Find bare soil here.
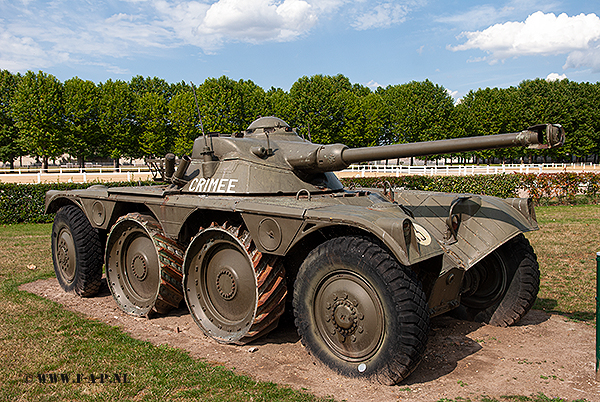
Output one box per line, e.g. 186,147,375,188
20,277,600,401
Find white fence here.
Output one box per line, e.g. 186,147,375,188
0,166,153,184
1,163,599,183
339,163,600,178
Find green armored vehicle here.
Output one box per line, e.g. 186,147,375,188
46,117,564,385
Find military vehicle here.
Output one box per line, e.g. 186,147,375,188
46,117,564,385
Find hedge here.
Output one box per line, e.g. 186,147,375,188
1,173,599,224
341,172,600,205
0,181,154,225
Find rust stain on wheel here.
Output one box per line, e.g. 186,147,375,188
183,222,287,344
106,213,185,316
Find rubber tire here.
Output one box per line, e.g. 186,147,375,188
51,205,103,297
293,236,429,385
456,234,540,327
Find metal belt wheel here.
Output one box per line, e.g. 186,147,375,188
293,236,429,385
105,213,185,316
51,205,103,297
456,234,540,327
183,222,287,344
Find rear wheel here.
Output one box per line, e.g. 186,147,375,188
293,236,429,385
456,234,540,327
51,205,103,297
105,213,185,316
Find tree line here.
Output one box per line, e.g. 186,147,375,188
1,70,599,170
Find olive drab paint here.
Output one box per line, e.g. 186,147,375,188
45,116,564,385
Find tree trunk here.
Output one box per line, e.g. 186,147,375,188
113,158,120,170
42,156,49,172
78,155,85,171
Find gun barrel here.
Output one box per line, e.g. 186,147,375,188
287,124,564,172
344,123,563,165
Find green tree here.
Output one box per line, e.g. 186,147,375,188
265,87,294,122
517,78,581,162
289,74,355,144
0,70,23,170
11,70,64,171
382,80,454,164
137,91,172,157
454,86,521,163
169,89,199,156
195,76,266,133
130,76,174,102
98,79,138,167
63,77,101,168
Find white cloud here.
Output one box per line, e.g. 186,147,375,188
564,42,600,73
448,12,600,65
352,2,410,30
0,0,422,73
445,88,458,99
436,0,561,30
0,28,52,70
351,1,424,30
545,72,567,82
437,5,515,30
364,79,382,89
151,0,321,52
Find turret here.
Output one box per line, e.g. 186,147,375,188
155,117,564,195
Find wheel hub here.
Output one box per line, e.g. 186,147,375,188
185,228,258,340
57,239,70,271
315,272,384,361
216,269,237,300
130,254,148,281
331,298,358,335
461,250,507,309
56,230,76,282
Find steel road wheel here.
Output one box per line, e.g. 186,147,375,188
314,271,384,361
293,236,429,385
106,213,184,316
183,222,287,344
56,226,76,283
51,205,103,297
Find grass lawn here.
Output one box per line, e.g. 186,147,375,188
527,205,600,323
0,204,596,401
0,223,329,402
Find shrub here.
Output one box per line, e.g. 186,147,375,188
0,181,154,224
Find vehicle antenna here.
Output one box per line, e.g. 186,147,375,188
190,82,208,149
190,82,213,158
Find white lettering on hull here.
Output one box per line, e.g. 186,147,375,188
188,178,238,193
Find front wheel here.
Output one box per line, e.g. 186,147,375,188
456,234,540,327
293,236,429,385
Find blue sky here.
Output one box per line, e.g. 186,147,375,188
1,0,599,99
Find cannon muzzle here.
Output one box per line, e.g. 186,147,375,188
287,124,565,172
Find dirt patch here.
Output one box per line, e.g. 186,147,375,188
20,277,600,401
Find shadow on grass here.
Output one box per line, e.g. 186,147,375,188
533,298,596,325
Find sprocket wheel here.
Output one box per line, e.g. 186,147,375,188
105,213,185,316
183,222,287,344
